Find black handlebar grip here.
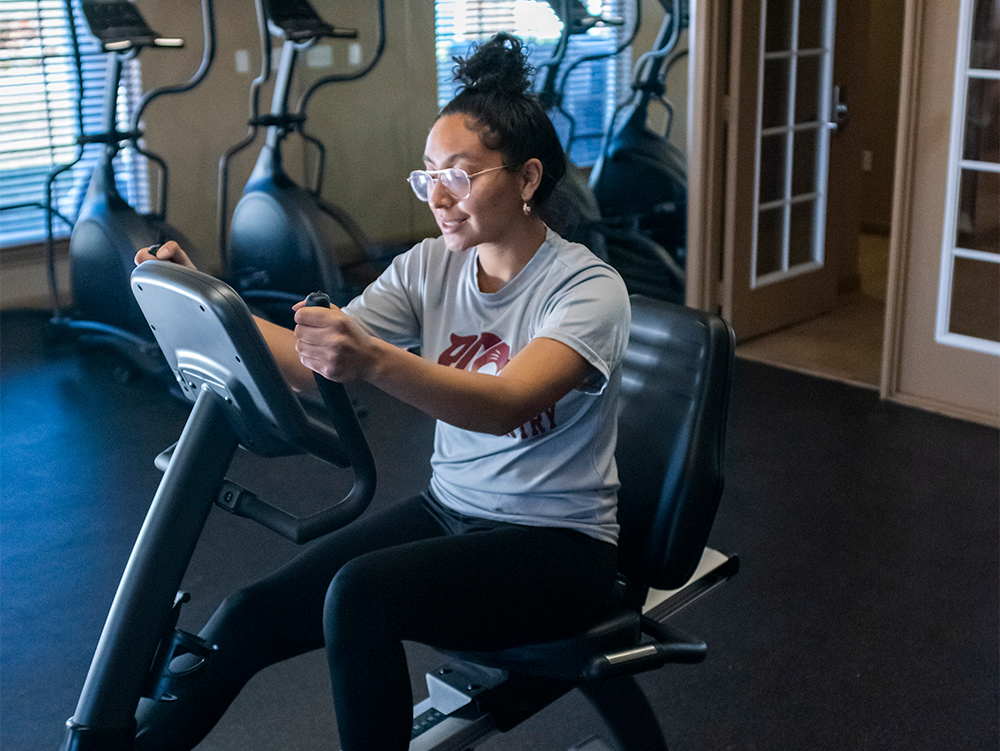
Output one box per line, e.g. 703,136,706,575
305,291,331,308
303,290,369,468
304,290,344,406
293,289,376,543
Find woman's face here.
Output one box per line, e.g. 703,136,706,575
421,114,529,253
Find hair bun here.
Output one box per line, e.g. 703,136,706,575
452,32,534,96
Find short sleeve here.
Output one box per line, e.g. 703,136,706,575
534,266,631,395
343,242,425,350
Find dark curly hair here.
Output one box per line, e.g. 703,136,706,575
438,33,566,209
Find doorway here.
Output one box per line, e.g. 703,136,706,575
690,0,999,422
735,232,888,387
722,0,905,389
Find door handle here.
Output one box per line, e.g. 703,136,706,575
829,84,848,131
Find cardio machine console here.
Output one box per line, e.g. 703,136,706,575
130,261,346,464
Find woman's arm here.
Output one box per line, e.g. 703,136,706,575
134,242,588,427
293,303,595,435
255,316,320,394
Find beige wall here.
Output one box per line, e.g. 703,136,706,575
124,0,685,273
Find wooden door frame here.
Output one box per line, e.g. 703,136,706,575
687,0,730,315
879,0,921,405
880,0,999,425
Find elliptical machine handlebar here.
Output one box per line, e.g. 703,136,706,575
536,0,640,148
629,0,687,92
296,0,386,116
81,0,183,52
128,0,216,134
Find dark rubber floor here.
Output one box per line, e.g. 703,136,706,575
2,309,997,750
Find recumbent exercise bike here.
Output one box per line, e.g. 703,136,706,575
59,260,738,750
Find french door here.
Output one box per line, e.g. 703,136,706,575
721,0,840,341
883,0,999,425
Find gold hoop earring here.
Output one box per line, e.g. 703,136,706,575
523,202,532,216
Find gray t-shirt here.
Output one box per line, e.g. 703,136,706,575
344,227,630,544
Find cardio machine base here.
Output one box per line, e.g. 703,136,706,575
47,316,173,384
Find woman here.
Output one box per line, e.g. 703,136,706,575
134,32,630,751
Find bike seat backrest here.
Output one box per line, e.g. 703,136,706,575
130,261,350,467
615,295,735,590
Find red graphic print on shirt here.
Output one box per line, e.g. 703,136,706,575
437,332,557,439
438,332,510,374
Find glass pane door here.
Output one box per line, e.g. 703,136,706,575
937,0,1000,352
752,0,835,287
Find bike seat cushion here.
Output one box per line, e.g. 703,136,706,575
439,603,641,681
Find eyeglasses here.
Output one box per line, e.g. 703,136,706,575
406,164,512,202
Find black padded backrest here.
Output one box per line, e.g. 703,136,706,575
615,295,735,590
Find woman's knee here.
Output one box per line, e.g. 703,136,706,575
204,579,320,655
323,555,395,645
202,585,258,637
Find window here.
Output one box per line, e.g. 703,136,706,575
0,0,147,249
752,0,835,287
434,0,632,166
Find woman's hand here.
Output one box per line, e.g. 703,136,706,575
292,301,377,383
133,240,197,270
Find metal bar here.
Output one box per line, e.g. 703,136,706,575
64,388,239,741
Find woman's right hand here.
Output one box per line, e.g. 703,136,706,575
134,240,197,270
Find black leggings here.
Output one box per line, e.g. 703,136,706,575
135,491,617,751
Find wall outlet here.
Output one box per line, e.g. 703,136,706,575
235,49,250,74
349,42,362,66
306,44,333,68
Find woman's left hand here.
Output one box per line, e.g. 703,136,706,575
292,301,375,383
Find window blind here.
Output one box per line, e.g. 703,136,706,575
434,0,632,166
0,0,147,249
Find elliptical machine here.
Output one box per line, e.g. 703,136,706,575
220,0,392,327
537,1,640,164
47,0,216,380
530,0,687,305
589,0,689,303
533,0,640,262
